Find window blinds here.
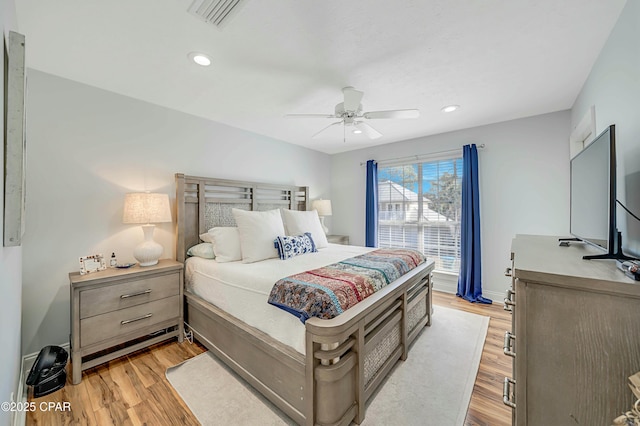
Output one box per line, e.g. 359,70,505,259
377,157,463,273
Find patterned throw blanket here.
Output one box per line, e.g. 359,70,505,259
267,249,426,323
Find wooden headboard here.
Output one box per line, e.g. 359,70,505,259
175,173,309,262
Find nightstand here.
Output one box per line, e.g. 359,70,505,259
69,259,184,384
327,234,350,245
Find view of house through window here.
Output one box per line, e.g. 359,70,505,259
377,157,463,273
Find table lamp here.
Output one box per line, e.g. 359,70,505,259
122,192,172,266
312,199,332,234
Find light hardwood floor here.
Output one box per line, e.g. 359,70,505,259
433,291,513,426
27,291,512,425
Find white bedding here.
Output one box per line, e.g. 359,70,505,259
185,243,374,354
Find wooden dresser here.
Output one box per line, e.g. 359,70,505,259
69,259,184,384
503,235,640,425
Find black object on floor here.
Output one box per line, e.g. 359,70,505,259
26,345,68,397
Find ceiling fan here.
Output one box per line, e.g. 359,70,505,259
285,86,419,140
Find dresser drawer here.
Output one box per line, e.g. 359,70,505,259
80,272,179,319
80,295,180,347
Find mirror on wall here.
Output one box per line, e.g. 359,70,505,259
3,31,26,247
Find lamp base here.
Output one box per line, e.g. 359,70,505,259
133,224,163,266
319,216,329,234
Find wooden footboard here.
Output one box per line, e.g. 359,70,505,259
304,264,432,425
185,262,433,426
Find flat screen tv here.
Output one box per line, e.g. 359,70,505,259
570,124,632,260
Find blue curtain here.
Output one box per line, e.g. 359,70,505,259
457,144,492,304
365,160,378,248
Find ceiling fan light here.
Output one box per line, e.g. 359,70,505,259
441,105,460,113
188,52,212,67
352,129,363,134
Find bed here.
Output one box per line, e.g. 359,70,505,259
175,173,435,426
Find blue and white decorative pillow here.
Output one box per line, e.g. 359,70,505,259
274,233,317,260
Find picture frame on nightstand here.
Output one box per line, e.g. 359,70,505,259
79,254,106,275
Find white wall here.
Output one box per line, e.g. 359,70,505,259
571,0,640,257
0,0,22,424
331,111,571,299
21,70,332,355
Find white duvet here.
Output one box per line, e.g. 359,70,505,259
185,243,374,354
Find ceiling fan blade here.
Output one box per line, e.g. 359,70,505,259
363,109,420,119
342,86,364,112
312,121,343,139
354,122,382,139
284,113,337,119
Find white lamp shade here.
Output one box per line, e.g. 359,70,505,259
312,199,332,217
122,193,172,224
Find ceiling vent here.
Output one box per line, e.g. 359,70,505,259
187,0,249,28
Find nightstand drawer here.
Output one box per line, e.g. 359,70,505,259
80,272,179,319
80,295,180,346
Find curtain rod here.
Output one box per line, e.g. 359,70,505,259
359,144,485,166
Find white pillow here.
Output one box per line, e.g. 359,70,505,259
186,243,215,259
281,209,329,249
199,232,212,243
232,208,285,263
207,227,242,263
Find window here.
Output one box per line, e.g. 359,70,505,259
377,157,463,273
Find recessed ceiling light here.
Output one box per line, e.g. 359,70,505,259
353,129,363,134
188,52,212,67
441,105,460,113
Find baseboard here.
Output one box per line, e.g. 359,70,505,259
432,272,505,304
12,356,29,426
14,342,70,426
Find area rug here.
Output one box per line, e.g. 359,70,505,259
166,306,489,426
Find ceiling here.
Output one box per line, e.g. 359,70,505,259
15,0,626,154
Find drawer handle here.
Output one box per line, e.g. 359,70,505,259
503,288,515,311
504,267,512,277
503,377,516,409
120,289,152,299
121,313,152,325
503,331,516,357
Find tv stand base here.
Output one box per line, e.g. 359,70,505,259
583,231,638,261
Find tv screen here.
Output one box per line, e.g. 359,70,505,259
570,125,616,252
